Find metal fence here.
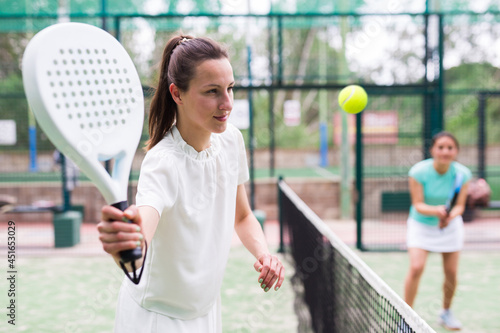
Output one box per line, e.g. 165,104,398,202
1,7,499,251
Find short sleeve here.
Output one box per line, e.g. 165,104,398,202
463,168,472,183
408,160,428,184
235,127,249,185
454,162,472,183
135,149,178,216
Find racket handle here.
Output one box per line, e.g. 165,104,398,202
112,201,143,263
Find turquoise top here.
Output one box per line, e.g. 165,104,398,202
409,159,472,226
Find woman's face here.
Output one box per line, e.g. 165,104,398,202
176,58,234,137
430,136,458,166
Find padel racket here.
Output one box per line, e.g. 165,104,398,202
445,171,464,214
22,22,144,267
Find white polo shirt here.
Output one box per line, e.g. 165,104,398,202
123,123,249,320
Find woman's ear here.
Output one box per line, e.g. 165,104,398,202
169,83,182,104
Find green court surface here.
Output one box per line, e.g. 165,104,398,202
1,246,498,332
220,246,297,333
1,245,295,333
357,250,500,333
4,255,122,333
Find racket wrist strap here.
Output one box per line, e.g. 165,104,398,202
112,201,128,212
120,240,147,285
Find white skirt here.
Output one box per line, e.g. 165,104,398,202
406,216,464,253
114,287,222,333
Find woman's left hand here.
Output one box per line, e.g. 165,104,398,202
254,254,285,292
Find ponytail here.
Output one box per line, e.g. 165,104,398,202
145,34,229,150
145,35,190,150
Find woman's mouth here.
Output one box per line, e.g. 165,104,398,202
214,114,229,122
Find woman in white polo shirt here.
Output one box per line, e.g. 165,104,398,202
97,35,284,332
404,131,471,331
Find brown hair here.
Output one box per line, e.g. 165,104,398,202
145,35,229,150
431,131,460,150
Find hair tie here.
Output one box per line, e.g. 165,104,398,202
178,37,191,45
172,37,188,55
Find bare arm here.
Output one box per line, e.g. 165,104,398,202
234,184,285,291
234,185,269,260
97,205,159,272
409,177,447,219
446,181,469,220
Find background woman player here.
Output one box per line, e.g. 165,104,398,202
97,35,285,332
404,131,471,331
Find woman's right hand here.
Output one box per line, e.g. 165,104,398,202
435,205,448,220
97,205,145,260
435,205,450,229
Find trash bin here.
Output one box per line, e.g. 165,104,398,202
71,204,85,220
53,210,82,248
253,209,266,231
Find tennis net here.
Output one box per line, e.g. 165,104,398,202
278,180,436,333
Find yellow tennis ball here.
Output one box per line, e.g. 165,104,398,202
338,85,368,114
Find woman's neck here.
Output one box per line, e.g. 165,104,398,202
176,123,211,152
433,160,451,175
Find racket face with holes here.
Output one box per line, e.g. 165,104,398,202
22,22,144,204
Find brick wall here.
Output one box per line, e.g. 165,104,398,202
2,144,497,173
1,178,341,223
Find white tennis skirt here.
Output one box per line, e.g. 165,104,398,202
114,288,222,333
406,216,464,253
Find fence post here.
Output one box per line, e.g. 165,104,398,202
355,113,364,251
478,93,487,179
